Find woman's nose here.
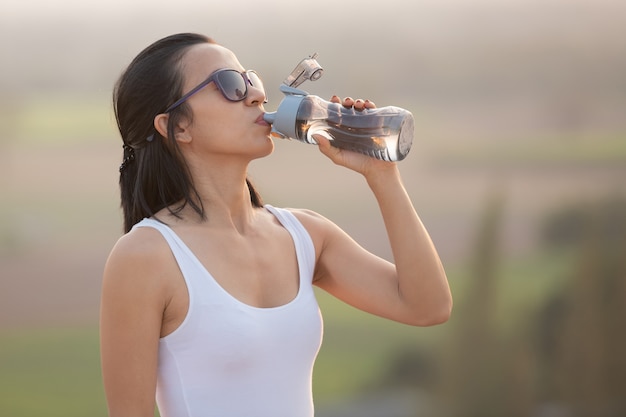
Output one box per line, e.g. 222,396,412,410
245,84,267,106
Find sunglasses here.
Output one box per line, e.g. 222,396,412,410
164,68,264,113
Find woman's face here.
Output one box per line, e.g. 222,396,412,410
176,43,273,162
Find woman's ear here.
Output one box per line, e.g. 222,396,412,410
154,114,192,144
154,113,170,139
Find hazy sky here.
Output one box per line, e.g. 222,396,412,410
2,0,624,131
5,0,615,17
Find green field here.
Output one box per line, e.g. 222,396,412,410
0,326,106,417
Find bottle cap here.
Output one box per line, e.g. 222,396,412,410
263,85,309,140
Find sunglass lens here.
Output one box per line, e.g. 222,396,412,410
216,70,247,101
247,71,263,91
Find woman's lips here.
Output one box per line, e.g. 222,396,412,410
256,113,270,126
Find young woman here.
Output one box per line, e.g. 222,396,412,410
100,32,452,417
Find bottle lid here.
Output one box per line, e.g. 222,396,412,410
263,85,309,140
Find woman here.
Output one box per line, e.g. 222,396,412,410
100,32,452,417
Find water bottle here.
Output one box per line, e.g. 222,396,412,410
263,54,415,162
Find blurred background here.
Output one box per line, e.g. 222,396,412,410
1,0,625,416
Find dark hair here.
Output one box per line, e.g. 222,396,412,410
113,33,263,233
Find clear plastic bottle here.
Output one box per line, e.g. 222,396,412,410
264,85,414,162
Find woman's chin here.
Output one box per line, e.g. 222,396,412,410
253,137,274,159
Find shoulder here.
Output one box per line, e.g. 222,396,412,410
108,224,170,265
282,207,330,227
280,207,345,241
103,224,176,295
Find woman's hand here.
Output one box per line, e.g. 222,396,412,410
314,95,397,179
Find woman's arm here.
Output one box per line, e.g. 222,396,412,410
298,171,452,326
303,99,452,326
100,229,171,417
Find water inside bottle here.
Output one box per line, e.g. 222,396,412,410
295,112,413,162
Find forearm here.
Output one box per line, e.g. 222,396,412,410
366,167,452,324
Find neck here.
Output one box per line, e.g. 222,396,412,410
182,156,259,232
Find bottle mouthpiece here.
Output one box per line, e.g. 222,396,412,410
263,112,276,124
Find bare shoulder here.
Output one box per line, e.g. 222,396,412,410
103,224,175,293
285,208,334,230
282,207,346,244
107,225,169,266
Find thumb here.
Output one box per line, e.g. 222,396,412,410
312,134,328,148
314,134,349,166
313,134,337,156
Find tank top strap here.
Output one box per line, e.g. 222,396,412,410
132,218,186,255
264,205,316,284
131,218,203,290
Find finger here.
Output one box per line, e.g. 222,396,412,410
354,99,365,111
342,97,354,108
314,134,342,159
311,134,324,145
314,135,336,156
330,95,341,104
364,99,376,109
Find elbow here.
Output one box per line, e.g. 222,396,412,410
427,304,453,326
434,295,454,325
408,298,453,327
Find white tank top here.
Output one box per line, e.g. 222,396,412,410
132,205,324,417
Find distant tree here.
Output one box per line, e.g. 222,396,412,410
434,187,533,417
536,195,626,416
